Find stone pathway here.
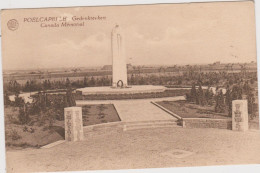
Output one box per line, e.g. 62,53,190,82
114,101,176,122
76,96,185,122
6,128,260,172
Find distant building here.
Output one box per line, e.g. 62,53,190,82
101,65,112,71
101,63,133,71
213,61,221,65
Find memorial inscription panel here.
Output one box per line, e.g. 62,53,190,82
64,107,84,141
232,100,248,131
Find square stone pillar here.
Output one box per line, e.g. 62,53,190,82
64,107,84,141
232,100,248,131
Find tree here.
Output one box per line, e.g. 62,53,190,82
24,80,31,92
83,76,88,87
130,74,135,85
14,92,25,107
139,76,145,85
47,79,52,89
4,92,11,106
215,90,225,113
197,83,205,106
66,78,71,88
9,80,21,94
231,84,242,100
243,81,250,95
190,83,197,103
205,87,214,106
18,103,30,124
245,84,256,119
89,76,96,86
66,87,76,107
225,86,232,116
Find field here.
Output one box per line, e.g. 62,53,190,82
3,62,257,84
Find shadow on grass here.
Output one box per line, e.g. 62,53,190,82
6,142,41,149
50,126,65,139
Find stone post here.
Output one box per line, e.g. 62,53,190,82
232,100,248,131
64,107,84,141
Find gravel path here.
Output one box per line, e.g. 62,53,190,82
6,128,260,172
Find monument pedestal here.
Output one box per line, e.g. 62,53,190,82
232,100,248,131
76,85,166,95
64,107,84,141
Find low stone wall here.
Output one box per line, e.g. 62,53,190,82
75,89,188,100
182,118,232,130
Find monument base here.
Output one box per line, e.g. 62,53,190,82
111,85,131,89
76,85,166,95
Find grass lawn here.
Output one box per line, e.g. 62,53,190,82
82,104,120,126
4,104,120,150
156,100,230,119
156,100,259,129
4,106,65,150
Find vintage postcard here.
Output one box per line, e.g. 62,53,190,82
1,1,259,172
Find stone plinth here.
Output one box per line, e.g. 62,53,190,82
232,100,248,131
64,107,84,141
76,85,166,95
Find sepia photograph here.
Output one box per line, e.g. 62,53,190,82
0,0,259,172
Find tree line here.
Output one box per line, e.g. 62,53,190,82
186,81,256,119
4,71,257,96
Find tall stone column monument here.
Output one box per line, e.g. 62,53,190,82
111,25,128,88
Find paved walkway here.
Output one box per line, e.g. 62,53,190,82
76,96,185,122
6,128,260,172
114,101,176,122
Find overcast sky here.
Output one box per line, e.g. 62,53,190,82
1,1,257,70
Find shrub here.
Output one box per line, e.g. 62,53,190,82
7,113,19,124
215,90,225,113
9,129,21,141
18,104,30,125
23,126,28,132
13,94,25,107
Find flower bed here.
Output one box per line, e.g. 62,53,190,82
156,100,230,119
82,104,120,126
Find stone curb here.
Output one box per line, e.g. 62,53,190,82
150,101,234,129
150,101,183,120
41,140,65,149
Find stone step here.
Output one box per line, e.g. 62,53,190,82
83,120,181,134
124,121,181,131
124,119,177,125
